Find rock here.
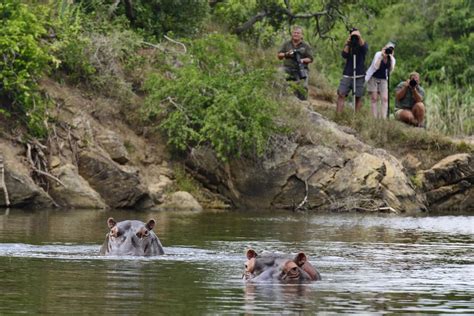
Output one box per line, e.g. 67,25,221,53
160,191,203,211
417,153,473,212
401,154,421,174
78,150,153,209
49,156,61,169
0,142,54,208
149,175,174,203
96,130,129,164
186,109,426,213
49,164,107,209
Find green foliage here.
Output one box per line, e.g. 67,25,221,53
142,34,280,161
48,0,95,82
106,0,209,38
0,0,53,137
49,0,143,99
426,80,473,136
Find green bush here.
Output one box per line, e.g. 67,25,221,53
142,34,280,161
0,0,53,137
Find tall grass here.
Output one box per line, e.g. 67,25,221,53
426,83,473,136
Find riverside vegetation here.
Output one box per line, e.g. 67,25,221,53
0,0,472,212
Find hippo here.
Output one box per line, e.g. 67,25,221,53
242,249,321,283
99,217,165,256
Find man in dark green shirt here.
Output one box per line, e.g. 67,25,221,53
394,72,426,127
277,26,313,100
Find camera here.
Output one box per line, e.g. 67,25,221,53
409,79,417,88
291,48,307,79
350,34,359,47
385,47,393,55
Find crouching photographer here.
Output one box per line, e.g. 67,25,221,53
277,26,313,100
394,72,426,127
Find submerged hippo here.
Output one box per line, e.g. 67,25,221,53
243,249,321,283
99,217,165,256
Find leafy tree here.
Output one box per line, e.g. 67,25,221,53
0,0,53,136
142,34,280,160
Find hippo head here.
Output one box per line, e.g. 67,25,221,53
243,249,321,283
99,217,165,256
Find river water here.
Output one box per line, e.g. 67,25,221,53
0,208,473,314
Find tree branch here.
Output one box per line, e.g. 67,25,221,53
234,11,268,35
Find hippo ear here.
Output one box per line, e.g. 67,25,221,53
107,217,117,229
294,252,307,267
295,253,320,281
146,219,156,231
246,249,258,259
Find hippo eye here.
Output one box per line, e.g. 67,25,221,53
110,227,121,237
136,230,149,238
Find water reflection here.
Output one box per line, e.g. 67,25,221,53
243,283,313,314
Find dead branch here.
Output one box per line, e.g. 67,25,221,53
295,179,309,211
26,143,65,188
163,35,187,53
0,155,10,207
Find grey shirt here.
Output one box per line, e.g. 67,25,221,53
395,81,425,109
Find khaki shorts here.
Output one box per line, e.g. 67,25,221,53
367,77,388,94
394,108,407,120
338,76,365,97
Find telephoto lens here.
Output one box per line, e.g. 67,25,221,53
409,79,417,87
385,47,393,55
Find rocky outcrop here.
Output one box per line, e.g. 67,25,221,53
417,153,473,212
49,163,107,209
187,110,426,214
78,150,153,209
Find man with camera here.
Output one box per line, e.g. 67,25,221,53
336,28,368,113
277,26,313,100
365,42,396,118
394,72,425,127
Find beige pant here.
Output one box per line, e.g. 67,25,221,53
367,77,387,94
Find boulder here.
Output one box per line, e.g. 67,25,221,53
49,163,107,209
417,153,473,212
148,175,174,203
78,150,153,208
159,191,203,211
96,130,130,164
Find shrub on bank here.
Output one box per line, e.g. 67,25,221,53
142,34,282,161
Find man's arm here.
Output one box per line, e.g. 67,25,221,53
395,81,409,101
277,42,289,60
412,87,423,103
